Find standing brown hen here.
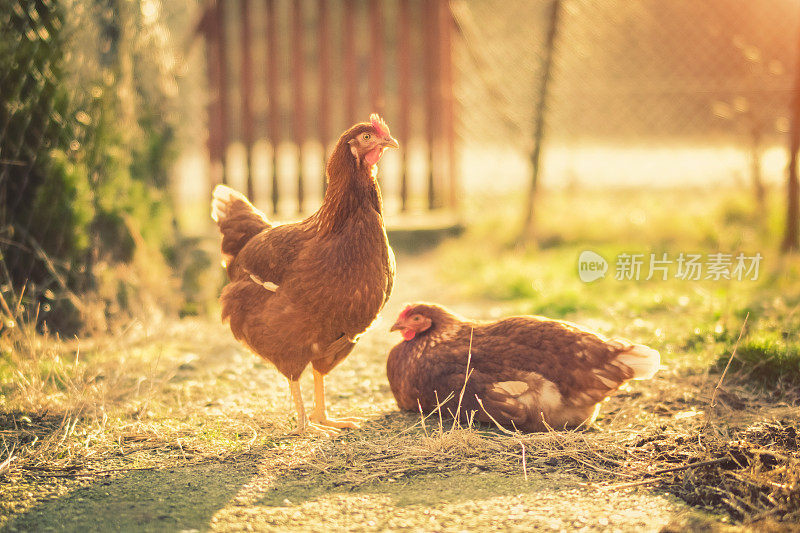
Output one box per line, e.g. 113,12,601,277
212,115,397,436
387,303,660,433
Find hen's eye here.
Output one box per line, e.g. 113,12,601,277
363,133,371,140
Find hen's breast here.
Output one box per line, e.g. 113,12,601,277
289,210,392,337
386,340,427,410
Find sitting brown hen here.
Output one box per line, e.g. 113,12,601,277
212,115,397,436
387,303,660,432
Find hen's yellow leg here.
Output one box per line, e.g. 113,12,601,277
288,379,339,437
309,369,364,429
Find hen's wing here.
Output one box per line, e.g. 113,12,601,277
212,184,315,288
414,342,620,432
476,317,658,392
398,342,548,431
228,222,313,286
412,318,658,431
383,248,396,308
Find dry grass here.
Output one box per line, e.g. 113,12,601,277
0,289,258,519
1,312,798,528
1,227,799,528
270,376,798,527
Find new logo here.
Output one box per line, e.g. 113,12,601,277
578,250,608,283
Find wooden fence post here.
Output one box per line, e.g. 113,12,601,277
369,1,385,116
204,3,221,191
266,0,280,215
319,0,331,192
209,0,229,187
423,0,442,209
292,0,306,213
398,0,412,212
343,0,357,124
440,0,457,209
240,0,255,200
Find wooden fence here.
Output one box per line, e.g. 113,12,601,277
198,0,458,218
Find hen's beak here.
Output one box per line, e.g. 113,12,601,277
389,319,404,332
382,136,399,149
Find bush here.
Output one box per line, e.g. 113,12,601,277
0,0,190,334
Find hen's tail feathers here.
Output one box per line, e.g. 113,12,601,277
211,185,271,261
616,343,661,380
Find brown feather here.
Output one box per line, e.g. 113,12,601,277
214,121,396,382
386,303,660,432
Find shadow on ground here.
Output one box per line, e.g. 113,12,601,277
210,468,687,531
4,461,258,532
4,413,714,532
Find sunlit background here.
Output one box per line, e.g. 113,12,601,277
0,0,798,363
174,0,800,205
3,0,800,327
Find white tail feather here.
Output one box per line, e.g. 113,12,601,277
211,184,248,223
615,343,661,380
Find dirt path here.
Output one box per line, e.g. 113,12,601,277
7,465,697,532
3,252,734,532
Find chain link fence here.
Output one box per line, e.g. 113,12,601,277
454,0,800,190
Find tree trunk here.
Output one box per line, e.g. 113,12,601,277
782,26,800,253
784,142,800,252
749,124,766,211
520,0,562,243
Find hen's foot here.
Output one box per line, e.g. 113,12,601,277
289,421,340,438
308,415,365,430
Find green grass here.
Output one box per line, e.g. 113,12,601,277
716,330,800,389
437,187,800,387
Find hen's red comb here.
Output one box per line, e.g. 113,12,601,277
370,113,390,137
399,305,414,319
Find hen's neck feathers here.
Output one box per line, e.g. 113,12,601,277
316,139,383,234
414,307,466,342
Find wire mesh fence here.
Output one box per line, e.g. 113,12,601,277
454,0,800,190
